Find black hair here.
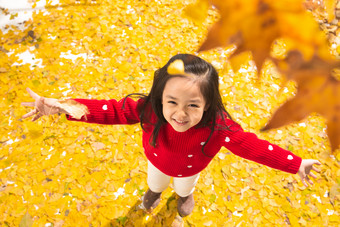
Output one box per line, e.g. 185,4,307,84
125,54,233,158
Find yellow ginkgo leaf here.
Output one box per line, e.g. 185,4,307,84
167,59,185,75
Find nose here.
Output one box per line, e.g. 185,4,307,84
176,106,187,118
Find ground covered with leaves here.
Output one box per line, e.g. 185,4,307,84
0,0,339,226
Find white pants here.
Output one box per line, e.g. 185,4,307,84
147,160,200,197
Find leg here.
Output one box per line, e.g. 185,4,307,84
173,173,200,217
143,160,171,210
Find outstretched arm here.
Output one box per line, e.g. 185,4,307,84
21,88,68,121
298,159,321,187
22,87,143,125
220,119,322,187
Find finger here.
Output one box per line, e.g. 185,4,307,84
302,178,308,187
312,165,320,173
309,172,317,179
21,102,35,107
22,109,38,119
315,161,321,165
306,177,313,185
26,88,40,100
300,173,308,187
32,113,43,121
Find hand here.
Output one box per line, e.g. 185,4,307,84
297,159,321,187
21,88,64,121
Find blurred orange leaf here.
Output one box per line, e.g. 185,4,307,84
195,0,328,72
263,51,340,152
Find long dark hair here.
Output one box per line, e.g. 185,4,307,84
126,54,233,157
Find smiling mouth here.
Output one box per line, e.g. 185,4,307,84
173,119,189,126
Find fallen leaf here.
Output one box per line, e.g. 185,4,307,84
19,212,33,227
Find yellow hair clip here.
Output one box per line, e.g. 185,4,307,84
167,59,185,75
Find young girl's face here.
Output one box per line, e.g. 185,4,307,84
162,76,207,132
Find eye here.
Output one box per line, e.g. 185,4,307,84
168,101,176,105
189,104,199,108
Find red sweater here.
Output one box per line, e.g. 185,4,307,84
67,97,302,177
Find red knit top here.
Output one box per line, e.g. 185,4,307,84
67,97,302,177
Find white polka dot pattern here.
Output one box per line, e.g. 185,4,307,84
102,105,108,110
200,142,205,146
287,155,293,160
187,165,192,168
154,153,157,157
268,145,273,151
188,154,193,158
225,137,230,142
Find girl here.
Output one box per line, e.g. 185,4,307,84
22,54,321,217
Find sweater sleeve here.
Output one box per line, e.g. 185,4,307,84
66,97,143,125
221,120,302,174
